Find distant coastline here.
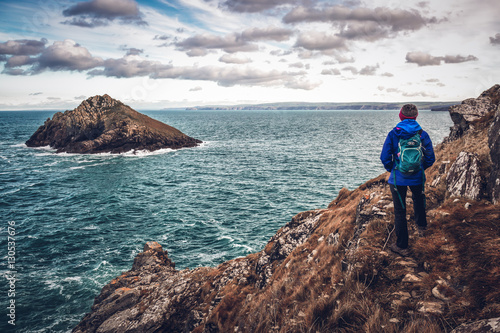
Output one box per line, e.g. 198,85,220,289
181,101,458,111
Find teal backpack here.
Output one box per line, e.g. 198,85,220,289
392,130,424,209
396,131,423,174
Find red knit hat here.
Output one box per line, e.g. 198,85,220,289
399,104,418,121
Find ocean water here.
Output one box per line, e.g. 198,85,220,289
0,110,453,332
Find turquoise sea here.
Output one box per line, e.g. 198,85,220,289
0,110,453,332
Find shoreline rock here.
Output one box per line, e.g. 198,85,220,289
26,94,202,154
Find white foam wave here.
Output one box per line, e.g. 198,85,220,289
231,243,254,252
217,235,234,242
70,166,85,170
93,260,112,271
82,224,98,230
121,147,174,157
63,276,83,283
11,143,28,148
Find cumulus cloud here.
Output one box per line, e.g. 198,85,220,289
359,64,379,75
37,40,104,72
119,45,143,56
154,35,170,41
240,26,293,42
5,55,37,68
342,64,378,75
442,54,478,63
284,78,321,90
0,38,315,91
83,53,312,90
221,0,297,13
0,38,47,55
152,65,306,88
289,62,304,68
175,33,258,55
406,51,478,66
321,68,341,75
426,78,445,86
490,33,500,45
283,5,435,31
381,72,394,77
283,5,439,46
189,86,202,92
62,0,146,27
405,51,441,66
1,39,103,75
295,31,346,51
175,26,293,56
379,86,437,98
219,54,252,64
87,55,165,78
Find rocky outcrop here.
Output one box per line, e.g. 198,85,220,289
26,95,201,154
74,86,500,333
447,84,500,140
446,152,482,200
451,317,500,332
489,104,500,203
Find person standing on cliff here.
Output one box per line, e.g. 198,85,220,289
380,104,435,256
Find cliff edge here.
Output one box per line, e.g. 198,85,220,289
74,86,500,332
26,95,202,154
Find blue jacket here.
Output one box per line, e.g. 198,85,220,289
380,119,435,186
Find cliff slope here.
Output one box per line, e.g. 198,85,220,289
74,86,500,332
26,95,202,154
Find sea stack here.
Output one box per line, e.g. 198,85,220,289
26,94,202,154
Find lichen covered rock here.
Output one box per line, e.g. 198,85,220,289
26,94,201,154
447,84,500,140
446,151,482,200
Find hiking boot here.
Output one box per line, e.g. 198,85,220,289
390,243,410,257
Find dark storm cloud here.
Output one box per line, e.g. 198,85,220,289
62,0,147,27
406,52,478,66
221,0,297,13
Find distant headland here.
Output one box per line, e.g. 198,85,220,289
26,94,202,154
183,101,459,111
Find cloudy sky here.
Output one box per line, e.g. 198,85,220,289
0,0,499,110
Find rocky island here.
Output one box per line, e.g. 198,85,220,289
74,86,500,332
26,94,202,154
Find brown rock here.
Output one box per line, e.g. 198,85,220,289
26,94,202,154
448,84,500,140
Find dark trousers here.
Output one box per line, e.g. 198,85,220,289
389,184,427,249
